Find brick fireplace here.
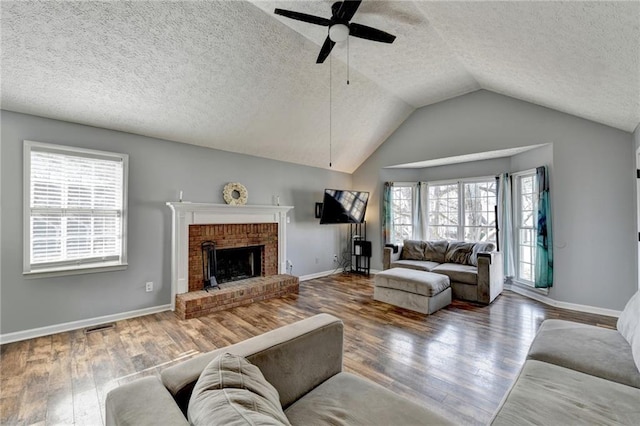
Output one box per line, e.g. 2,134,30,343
166,203,297,319
188,223,278,292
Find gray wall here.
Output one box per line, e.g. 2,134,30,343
354,90,636,311
0,110,351,334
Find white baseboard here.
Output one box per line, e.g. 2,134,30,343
506,284,621,318
0,304,172,345
299,270,340,281
299,269,382,281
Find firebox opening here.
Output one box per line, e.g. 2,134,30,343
215,245,264,285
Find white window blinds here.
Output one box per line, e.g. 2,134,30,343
25,141,128,273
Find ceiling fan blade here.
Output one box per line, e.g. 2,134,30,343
349,23,396,43
336,0,362,22
274,9,331,26
316,36,336,64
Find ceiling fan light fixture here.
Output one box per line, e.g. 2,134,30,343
329,24,349,42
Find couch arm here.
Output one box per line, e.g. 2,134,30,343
383,245,402,270
477,251,504,304
161,313,344,413
106,376,189,426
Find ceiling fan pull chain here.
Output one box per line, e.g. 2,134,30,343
329,51,332,168
346,36,350,85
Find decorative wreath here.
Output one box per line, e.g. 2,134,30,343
223,182,248,206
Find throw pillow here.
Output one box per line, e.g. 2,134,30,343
632,323,640,373
188,352,291,426
401,240,426,260
444,242,475,265
617,290,640,345
469,242,496,267
423,240,448,263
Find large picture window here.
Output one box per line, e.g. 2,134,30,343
426,178,497,242
463,180,497,242
427,183,459,240
24,141,128,276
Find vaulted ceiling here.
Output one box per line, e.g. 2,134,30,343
2,1,639,173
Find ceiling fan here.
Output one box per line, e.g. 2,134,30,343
274,0,396,64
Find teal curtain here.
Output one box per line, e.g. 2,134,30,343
498,173,515,280
534,166,553,288
382,182,393,244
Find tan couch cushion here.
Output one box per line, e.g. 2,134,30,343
423,240,448,263
285,372,454,426
390,259,440,272
528,319,640,389
188,353,290,425
375,268,450,297
491,360,640,425
444,242,475,265
431,263,478,285
401,240,425,260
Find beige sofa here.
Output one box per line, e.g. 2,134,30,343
492,291,640,424
105,314,453,426
106,293,640,425
384,240,503,304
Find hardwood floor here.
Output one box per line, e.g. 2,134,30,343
0,274,617,425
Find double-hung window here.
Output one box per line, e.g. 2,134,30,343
389,185,413,244
426,178,497,242
513,171,538,285
24,141,128,276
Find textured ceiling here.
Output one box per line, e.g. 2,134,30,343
2,1,639,174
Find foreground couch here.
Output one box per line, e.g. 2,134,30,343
384,240,503,304
106,293,640,425
105,313,453,425
493,291,640,424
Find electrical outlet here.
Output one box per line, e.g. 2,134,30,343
145,281,153,292
333,254,338,262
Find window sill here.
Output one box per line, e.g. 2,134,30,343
23,262,128,279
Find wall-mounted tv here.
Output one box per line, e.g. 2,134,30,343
319,189,370,224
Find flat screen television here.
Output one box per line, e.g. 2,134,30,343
319,189,370,224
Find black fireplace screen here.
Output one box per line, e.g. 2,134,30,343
202,241,263,289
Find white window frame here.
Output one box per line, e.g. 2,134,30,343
389,183,414,244
425,176,497,243
512,169,537,287
23,140,129,277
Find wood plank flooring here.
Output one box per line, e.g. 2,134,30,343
0,274,617,425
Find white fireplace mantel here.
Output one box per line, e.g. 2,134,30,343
166,202,294,310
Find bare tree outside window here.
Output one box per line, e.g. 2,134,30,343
428,183,459,241
463,181,497,242
390,186,413,244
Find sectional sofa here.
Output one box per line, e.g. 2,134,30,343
106,292,640,425
384,239,503,304
492,290,640,424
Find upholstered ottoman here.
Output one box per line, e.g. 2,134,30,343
374,268,451,314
